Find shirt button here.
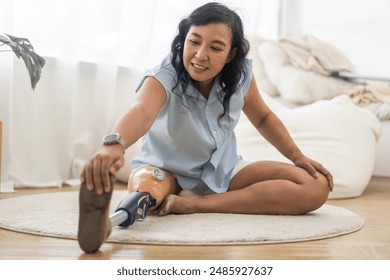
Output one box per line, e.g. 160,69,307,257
212,129,217,134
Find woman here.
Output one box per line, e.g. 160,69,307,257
78,2,333,253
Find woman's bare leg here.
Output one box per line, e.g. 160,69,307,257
158,161,329,216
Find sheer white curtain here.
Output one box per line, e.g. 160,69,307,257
279,0,390,76
0,0,280,190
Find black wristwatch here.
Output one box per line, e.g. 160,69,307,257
103,133,126,153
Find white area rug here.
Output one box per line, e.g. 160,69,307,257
0,190,365,245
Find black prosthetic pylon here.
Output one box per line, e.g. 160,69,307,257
110,192,156,228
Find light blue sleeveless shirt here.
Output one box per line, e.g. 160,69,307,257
132,55,253,193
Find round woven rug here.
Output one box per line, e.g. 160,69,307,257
0,190,365,245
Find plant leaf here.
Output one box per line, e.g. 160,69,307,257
2,33,46,90
0,34,11,44
19,46,46,90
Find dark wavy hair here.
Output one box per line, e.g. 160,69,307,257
171,2,250,123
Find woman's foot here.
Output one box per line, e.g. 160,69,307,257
157,190,201,216
77,180,113,254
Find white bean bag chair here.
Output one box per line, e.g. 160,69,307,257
235,94,381,199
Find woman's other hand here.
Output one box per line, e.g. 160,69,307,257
294,155,334,191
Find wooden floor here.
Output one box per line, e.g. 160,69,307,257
0,176,389,260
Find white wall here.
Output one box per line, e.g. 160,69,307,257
280,0,390,77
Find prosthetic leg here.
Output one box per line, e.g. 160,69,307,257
110,165,178,227
109,191,156,228
78,165,178,253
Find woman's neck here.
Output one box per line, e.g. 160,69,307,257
196,79,214,99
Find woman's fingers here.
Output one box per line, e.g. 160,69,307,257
81,149,124,195
295,157,334,191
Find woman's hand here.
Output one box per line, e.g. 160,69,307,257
294,155,334,191
80,145,125,195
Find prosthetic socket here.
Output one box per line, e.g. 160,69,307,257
110,165,177,228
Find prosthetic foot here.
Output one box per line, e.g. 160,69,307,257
78,176,114,254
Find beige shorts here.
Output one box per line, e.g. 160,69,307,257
191,159,252,195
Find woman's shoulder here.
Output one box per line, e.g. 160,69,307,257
138,55,176,94
244,57,253,75
136,55,176,94
148,55,177,80
239,58,253,95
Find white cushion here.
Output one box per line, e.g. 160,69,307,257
235,95,381,199
259,42,356,105
373,121,390,176
248,37,279,97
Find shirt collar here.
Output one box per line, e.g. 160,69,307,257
185,75,222,105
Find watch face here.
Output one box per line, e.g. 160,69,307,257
104,133,119,142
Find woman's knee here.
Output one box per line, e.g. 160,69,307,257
299,173,329,214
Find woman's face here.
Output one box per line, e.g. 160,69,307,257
183,23,235,92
